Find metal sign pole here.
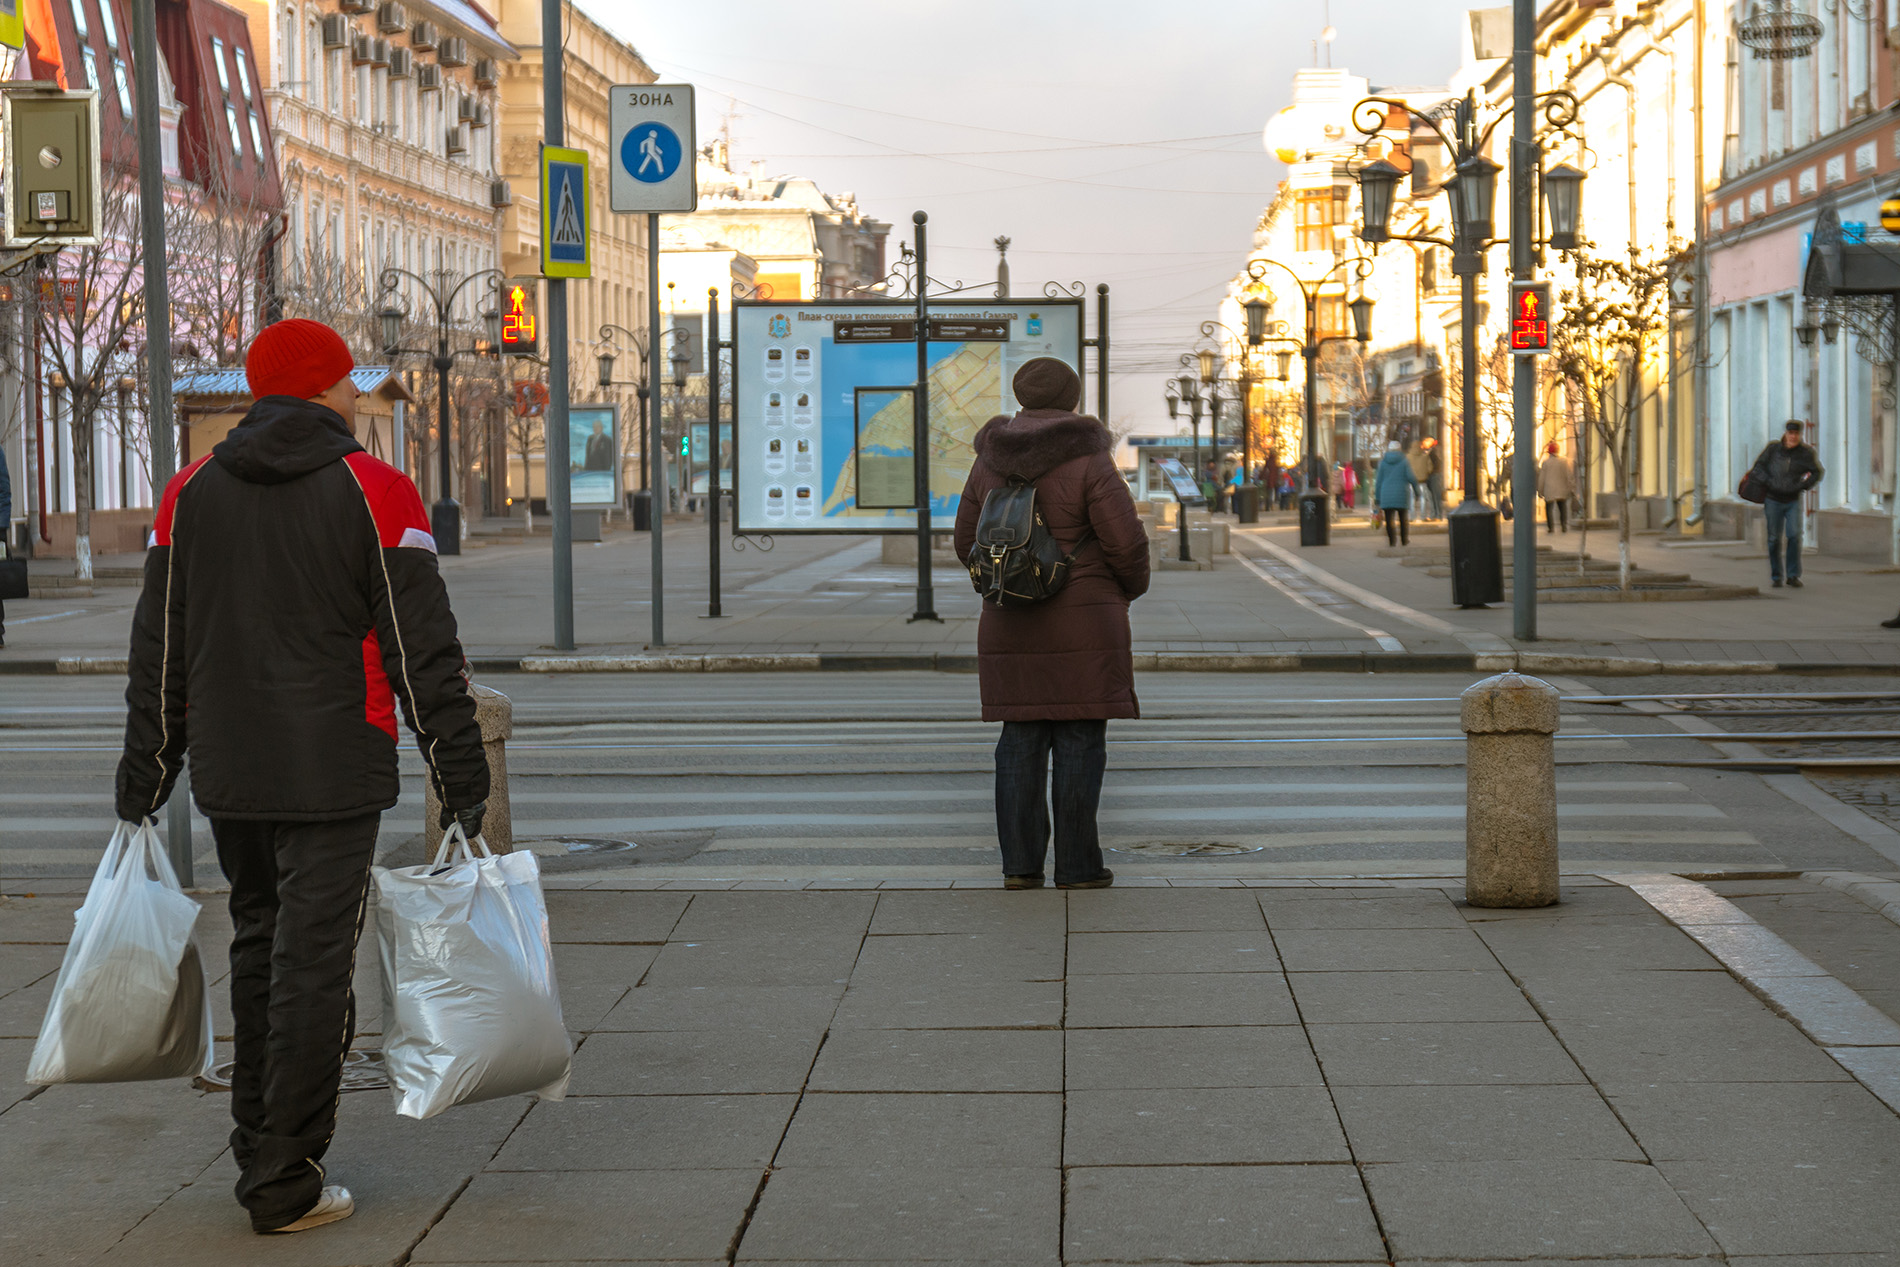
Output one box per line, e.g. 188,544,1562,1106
1096,283,1110,423
706,286,723,618
649,214,665,645
132,0,191,884
542,0,574,649
910,211,938,622
1510,0,1538,640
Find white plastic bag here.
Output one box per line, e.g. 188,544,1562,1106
374,825,571,1120
27,820,211,1084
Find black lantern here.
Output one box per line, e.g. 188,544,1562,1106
377,302,405,355
1166,387,1180,420
1355,158,1404,244
1197,349,1216,383
1244,296,1269,345
1349,295,1375,344
1543,162,1585,251
1176,373,1198,401
1822,316,1841,344
1276,350,1293,381
1453,153,1501,244
597,351,615,387
482,307,501,349
670,343,691,390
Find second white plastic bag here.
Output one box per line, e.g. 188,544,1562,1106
374,825,571,1119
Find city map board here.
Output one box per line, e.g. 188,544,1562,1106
731,299,1084,534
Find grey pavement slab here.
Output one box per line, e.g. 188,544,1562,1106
1306,1021,1588,1086
774,1092,1059,1168
1063,1085,1349,1165
638,933,865,988
1067,930,1280,973
594,984,845,1032
846,931,1065,984
1066,888,1268,932
1287,968,1540,1023
410,1169,761,1263
865,890,1069,936
1548,1012,1858,1084
1657,1158,1900,1256
1332,1084,1644,1162
1063,1025,1323,1089
1273,926,1499,972
1365,1159,1720,1260
550,943,657,1030
1064,970,1297,1027
808,1029,1063,1092
1513,967,1773,1019
830,979,1063,1029
1258,894,1467,928
1063,1164,1383,1264
737,1166,1060,1263
1603,1081,1900,1164
569,1029,823,1095
669,892,875,941
544,891,691,943
487,1095,798,1171
1474,919,1723,973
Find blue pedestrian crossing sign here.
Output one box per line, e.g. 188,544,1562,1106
540,145,591,279
609,83,697,214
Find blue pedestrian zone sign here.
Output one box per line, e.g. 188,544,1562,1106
623,122,682,184
540,145,591,279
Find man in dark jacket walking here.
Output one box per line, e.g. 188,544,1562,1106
955,358,1149,890
1750,421,1825,588
117,319,489,1235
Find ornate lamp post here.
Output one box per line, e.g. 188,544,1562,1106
1240,256,1374,546
377,258,503,556
1353,84,1581,615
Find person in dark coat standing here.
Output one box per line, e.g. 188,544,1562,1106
1748,421,1825,588
117,320,489,1235
1374,440,1421,545
955,358,1149,891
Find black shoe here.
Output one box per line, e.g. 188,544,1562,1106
1772,578,1783,588
1787,577,1803,588
1883,614,1900,629
1003,874,1045,890
1057,869,1115,891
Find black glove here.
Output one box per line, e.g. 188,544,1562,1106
117,792,163,824
440,799,487,839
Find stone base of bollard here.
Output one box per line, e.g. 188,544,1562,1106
1462,671,1560,908
422,683,513,853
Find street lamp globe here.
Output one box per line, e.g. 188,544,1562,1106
670,345,691,390
482,307,502,349
1176,373,1198,401
1196,348,1216,384
377,303,405,356
1349,295,1375,344
1276,350,1293,381
1166,389,1180,421
1453,152,1502,245
597,351,616,388
1243,296,1270,345
1543,162,1585,251
1354,158,1404,244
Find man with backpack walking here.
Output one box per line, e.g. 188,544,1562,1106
116,319,490,1234
955,358,1149,891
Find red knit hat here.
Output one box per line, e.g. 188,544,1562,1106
245,319,355,400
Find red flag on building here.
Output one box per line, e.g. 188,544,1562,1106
23,0,66,89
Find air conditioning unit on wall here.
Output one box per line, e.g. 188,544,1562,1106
436,37,468,67
352,35,374,66
321,15,350,49
473,57,497,87
415,64,441,92
490,180,512,208
338,0,374,14
375,2,407,34
411,20,438,50
445,125,467,155
387,48,412,78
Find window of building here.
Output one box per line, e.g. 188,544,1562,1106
226,102,244,160
80,45,98,91
66,0,87,39
1295,186,1348,253
211,37,230,92
234,47,253,100
98,0,119,47
112,60,131,117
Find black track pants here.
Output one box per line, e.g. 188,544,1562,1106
213,813,380,1231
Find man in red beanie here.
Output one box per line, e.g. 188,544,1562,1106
117,318,489,1234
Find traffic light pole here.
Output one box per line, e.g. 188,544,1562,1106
706,287,723,619
1510,0,1538,640
648,214,666,646
543,0,574,650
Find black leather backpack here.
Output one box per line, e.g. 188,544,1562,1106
967,475,1093,608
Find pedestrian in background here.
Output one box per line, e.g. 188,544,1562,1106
1408,440,1435,518
1748,420,1824,589
116,320,491,1235
955,357,1149,891
1537,442,1574,533
1375,439,1421,546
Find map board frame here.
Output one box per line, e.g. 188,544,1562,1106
568,403,620,509
730,298,1085,536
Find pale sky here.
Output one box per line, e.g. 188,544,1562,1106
582,0,1477,432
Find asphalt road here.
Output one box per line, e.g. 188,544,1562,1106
6,670,1897,885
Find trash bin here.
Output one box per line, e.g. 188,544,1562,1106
629,489,653,532
1234,485,1260,524
1298,489,1330,546
1448,502,1504,607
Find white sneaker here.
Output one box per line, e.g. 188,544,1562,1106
266,1185,354,1233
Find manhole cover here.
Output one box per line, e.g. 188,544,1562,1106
1109,841,1266,857
519,837,638,859
198,1049,386,1093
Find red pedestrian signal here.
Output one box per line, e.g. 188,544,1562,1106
500,280,540,357
1509,281,1552,356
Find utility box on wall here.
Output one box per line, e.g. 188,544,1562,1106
2,89,101,247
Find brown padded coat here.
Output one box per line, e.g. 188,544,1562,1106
954,363,1150,722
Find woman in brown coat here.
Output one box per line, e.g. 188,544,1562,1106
953,358,1150,890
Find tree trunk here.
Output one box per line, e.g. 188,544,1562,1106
73,391,94,582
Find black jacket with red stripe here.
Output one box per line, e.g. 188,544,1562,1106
116,396,489,822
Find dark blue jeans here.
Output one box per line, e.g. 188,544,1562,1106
994,720,1108,884
1765,498,1803,582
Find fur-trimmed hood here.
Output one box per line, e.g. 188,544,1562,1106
972,409,1113,482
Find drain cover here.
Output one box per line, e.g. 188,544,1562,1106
1109,841,1266,857
199,1049,386,1093
520,837,638,858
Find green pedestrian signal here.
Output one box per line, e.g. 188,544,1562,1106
680,433,691,457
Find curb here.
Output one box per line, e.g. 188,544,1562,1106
6,651,1899,676
1805,870,1900,930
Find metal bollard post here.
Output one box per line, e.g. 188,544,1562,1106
423,684,514,852
1461,671,1560,908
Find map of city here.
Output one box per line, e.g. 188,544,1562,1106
820,342,1003,518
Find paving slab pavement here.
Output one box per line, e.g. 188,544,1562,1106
7,879,1900,1263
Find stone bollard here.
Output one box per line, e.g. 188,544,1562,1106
422,683,514,853
1461,671,1560,908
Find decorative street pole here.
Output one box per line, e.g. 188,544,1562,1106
377,254,504,557
910,211,939,623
